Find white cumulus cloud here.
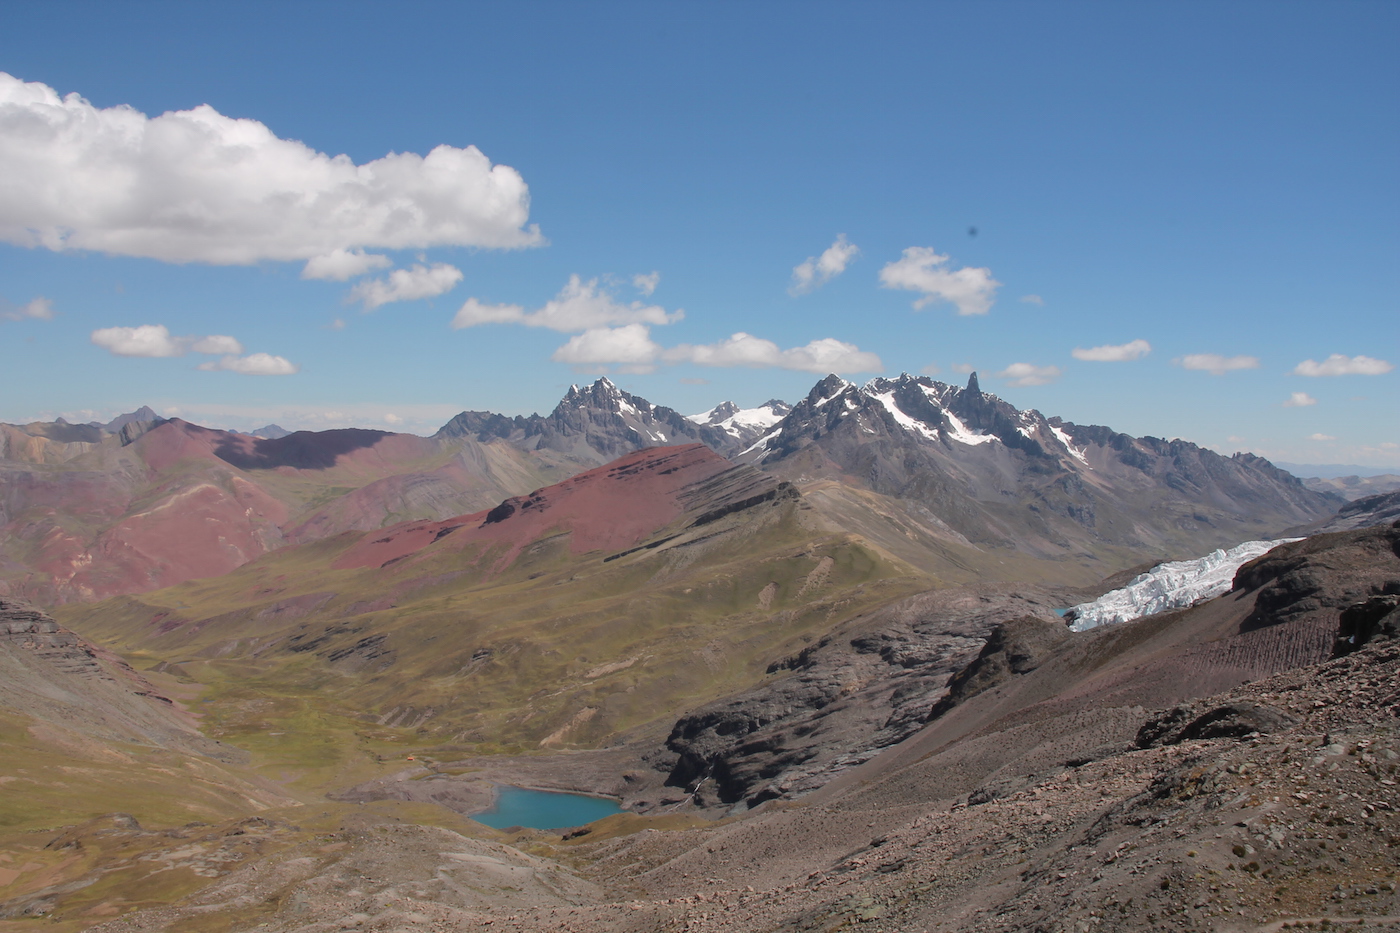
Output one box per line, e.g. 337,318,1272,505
1292,354,1393,377
1309,433,1337,442
789,235,859,296
1072,338,1152,362
1176,353,1260,376
878,246,1000,315
198,352,299,375
664,332,882,373
349,263,463,310
91,323,294,374
997,363,1061,386
91,324,244,358
632,271,660,296
0,295,54,321
1282,392,1317,408
548,326,883,375
452,275,683,332
0,72,541,265
551,323,662,373
301,248,393,281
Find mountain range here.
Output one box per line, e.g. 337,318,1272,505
0,374,1338,605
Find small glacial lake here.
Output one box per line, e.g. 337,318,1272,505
470,785,623,830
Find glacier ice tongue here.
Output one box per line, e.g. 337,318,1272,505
1065,537,1302,632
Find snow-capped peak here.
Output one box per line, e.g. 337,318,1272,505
690,399,791,443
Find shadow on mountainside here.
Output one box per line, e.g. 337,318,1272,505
214,428,393,470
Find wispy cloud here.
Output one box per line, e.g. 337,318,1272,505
349,263,463,310
997,362,1061,386
453,275,683,332
1019,294,1044,306
1175,353,1260,376
789,235,859,296
0,72,541,265
632,271,660,296
0,296,54,321
1282,392,1317,408
1309,433,1337,441
1292,354,1393,377
878,246,1000,315
1072,339,1151,362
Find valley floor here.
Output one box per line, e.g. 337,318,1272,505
19,636,1396,933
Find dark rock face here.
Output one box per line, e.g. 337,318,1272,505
658,586,1065,809
1136,701,1300,747
1334,593,1400,656
926,615,1072,720
1236,523,1400,632
1312,492,1400,532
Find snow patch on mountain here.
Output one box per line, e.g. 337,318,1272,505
943,411,997,446
868,390,939,441
1065,537,1302,631
1050,424,1089,465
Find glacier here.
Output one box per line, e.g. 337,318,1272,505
1065,537,1302,632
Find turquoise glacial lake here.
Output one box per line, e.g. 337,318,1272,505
470,785,623,830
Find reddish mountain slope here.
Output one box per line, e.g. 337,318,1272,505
0,419,556,605
335,443,736,571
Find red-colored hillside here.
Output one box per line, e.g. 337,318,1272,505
335,443,735,571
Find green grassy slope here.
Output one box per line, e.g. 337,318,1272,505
56,490,929,796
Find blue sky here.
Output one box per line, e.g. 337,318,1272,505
1,0,1395,466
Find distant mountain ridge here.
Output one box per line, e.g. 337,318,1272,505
1,375,1341,606
739,371,1337,557
435,377,740,462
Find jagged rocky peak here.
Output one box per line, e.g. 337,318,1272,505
751,371,1052,464
558,376,639,412
434,378,737,462
104,405,161,432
